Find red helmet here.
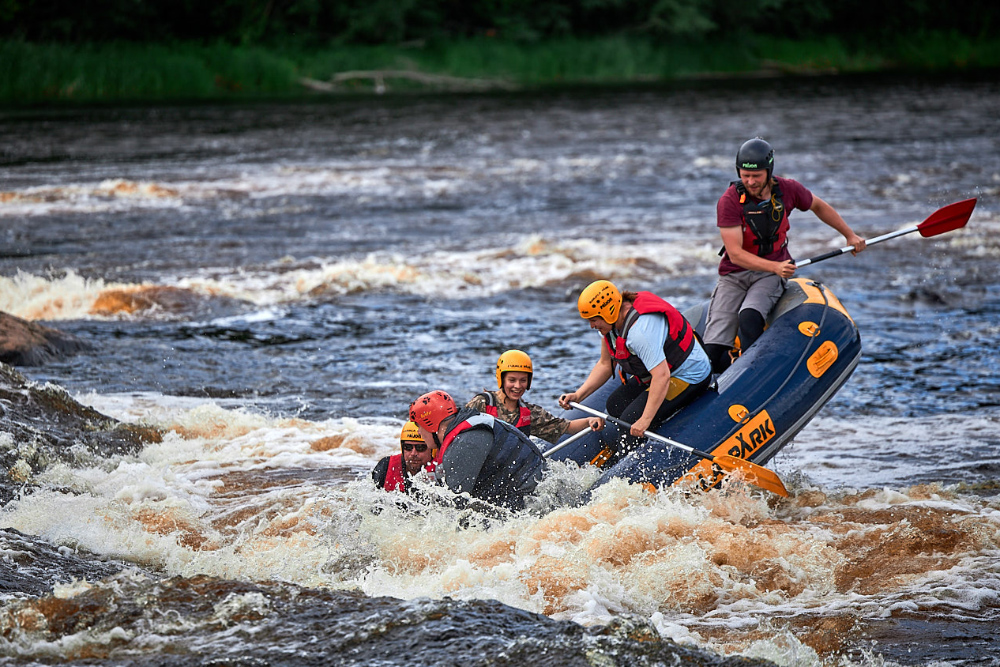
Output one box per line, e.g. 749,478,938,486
409,390,457,432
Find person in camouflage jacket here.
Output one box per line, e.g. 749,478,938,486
465,349,602,445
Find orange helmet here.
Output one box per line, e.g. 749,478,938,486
578,280,621,324
399,421,423,444
496,350,532,390
409,390,457,432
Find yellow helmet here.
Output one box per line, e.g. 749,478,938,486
496,349,532,390
399,421,423,444
578,280,621,324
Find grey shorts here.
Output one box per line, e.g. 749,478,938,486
702,271,786,346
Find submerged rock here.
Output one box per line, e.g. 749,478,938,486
0,573,778,666
0,362,161,505
0,527,131,597
0,310,91,366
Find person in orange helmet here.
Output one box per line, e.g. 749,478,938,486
465,349,603,445
559,280,711,456
371,421,437,494
410,389,545,512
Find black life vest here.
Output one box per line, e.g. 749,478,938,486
720,179,789,258
602,292,696,384
438,408,544,510
477,391,531,436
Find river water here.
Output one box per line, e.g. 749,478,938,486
1,72,999,666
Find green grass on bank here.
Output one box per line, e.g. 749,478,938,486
2,32,999,106
0,41,298,103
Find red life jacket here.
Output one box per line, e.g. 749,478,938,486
602,292,695,383
381,453,436,493
382,454,407,492
477,391,531,436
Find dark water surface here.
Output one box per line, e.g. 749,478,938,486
1,73,999,666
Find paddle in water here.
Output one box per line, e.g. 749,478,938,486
569,402,788,497
542,425,597,459
795,198,977,268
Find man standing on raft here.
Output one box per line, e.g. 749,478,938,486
702,137,866,372
558,280,711,455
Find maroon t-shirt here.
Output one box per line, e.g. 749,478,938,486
716,176,814,275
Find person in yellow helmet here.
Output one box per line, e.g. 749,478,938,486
465,349,603,445
558,280,711,455
371,421,437,493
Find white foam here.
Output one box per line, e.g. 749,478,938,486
172,234,715,305
0,179,184,218
3,232,716,321
0,155,679,218
3,395,1000,664
0,270,128,320
777,409,1000,489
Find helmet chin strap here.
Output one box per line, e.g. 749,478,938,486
500,386,519,408
431,411,459,457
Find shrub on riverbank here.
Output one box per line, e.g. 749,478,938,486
0,41,298,103
2,33,998,106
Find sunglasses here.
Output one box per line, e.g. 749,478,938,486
401,442,428,452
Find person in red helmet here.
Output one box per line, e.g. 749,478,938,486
703,137,866,372
410,389,545,512
371,421,437,494
465,349,603,444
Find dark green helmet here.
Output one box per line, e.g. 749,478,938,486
736,138,774,177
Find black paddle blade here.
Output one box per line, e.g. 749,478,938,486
918,198,977,238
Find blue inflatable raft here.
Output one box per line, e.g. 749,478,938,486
549,278,861,494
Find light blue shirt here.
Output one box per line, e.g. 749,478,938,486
619,313,711,384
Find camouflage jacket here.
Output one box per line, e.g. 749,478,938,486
465,389,569,445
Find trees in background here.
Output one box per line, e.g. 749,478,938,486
1,0,997,46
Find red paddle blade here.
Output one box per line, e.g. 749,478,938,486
918,198,977,238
